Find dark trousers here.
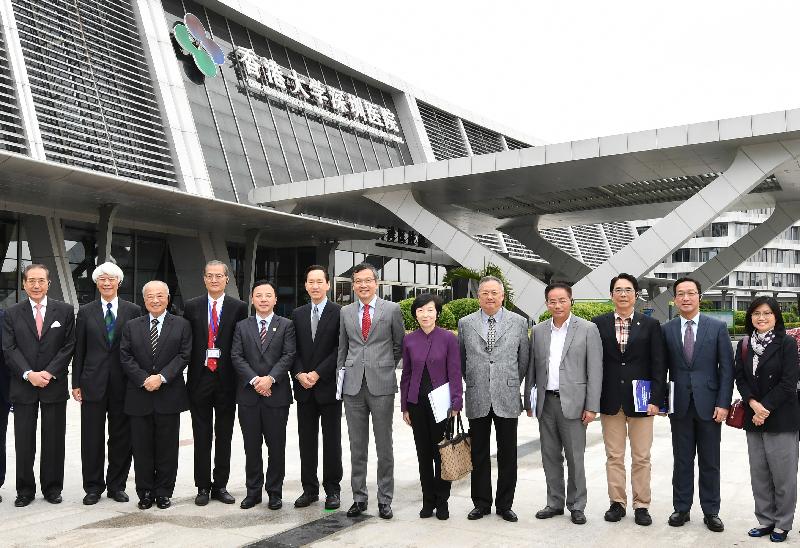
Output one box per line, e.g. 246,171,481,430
14,401,66,497
469,408,518,511
0,401,8,488
239,404,289,498
81,397,132,494
130,413,180,499
189,373,235,490
670,398,721,514
297,398,342,496
407,399,450,508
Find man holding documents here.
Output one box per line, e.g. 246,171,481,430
592,273,666,526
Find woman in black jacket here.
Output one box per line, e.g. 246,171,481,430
734,296,800,543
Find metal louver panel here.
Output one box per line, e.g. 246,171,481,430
417,101,467,160
504,136,529,150
0,23,26,153
463,120,503,155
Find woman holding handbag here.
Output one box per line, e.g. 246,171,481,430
400,293,462,520
734,296,800,542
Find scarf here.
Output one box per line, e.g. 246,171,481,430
751,329,775,375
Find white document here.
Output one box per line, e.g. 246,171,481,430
335,368,345,400
427,383,451,423
530,385,537,414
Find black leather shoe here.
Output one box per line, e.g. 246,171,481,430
419,506,434,518
107,491,129,503
294,493,319,508
195,488,210,506
14,495,33,507
497,509,518,522
467,506,491,520
267,495,282,510
156,496,171,509
436,504,449,520
571,510,587,524
240,496,261,509
535,506,564,519
45,493,62,504
378,503,393,519
346,501,367,517
703,514,724,532
634,508,652,526
211,488,235,504
83,493,101,505
748,526,774,537
138,496,153,510
604,502,625,522
668,511,690,527
324,493,341,510
771,530,789,542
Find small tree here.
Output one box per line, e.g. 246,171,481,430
443,263,514,309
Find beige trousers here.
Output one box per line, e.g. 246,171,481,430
600,410,654,508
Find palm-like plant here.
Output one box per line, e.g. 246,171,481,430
443,262,514,310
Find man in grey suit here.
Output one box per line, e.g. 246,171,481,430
460,275,529,523
526,282,602,525
337,263,404,520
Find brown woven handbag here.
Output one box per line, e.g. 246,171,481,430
438,415,472,481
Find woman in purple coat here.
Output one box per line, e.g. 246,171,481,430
400,293,462,520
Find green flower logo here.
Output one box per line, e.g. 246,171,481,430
173,13,225,78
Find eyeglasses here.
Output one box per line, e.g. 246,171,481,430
478,290,502,297
752,311,774,318
353,278,375,286
547,299,571,306
96,276,118,283
675,291,699,298
24,278,48,286
612,288,635,295
204,273,227,280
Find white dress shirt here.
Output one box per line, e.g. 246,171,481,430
311,297,328,320
250,312,276,386
207,294,224,325
680,312,700,342
546,315,572,391
358,295,377,322
101,296,118,318
148,311,168,383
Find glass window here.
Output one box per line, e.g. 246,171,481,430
334,250,353,278
289,110,322,180
340,128,366,172
357,133,380,171
64,225,98,305
711,223,728,237
415,262,429,285
382,258,399,282
271,102,305,182
399,259,414,283
307,118,337,177
325,124,352,175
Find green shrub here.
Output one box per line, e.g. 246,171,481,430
438,305,457,330
399,297,458,331
447,298,480,322
538,301,615,323
734,311,746,326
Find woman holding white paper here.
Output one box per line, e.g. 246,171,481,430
400,293,462,521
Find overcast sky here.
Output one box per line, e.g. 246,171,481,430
258,0,800,144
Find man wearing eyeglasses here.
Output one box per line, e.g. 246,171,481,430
183,260,248,506
592,273,666,526
460,275,529,523
662,277,733,532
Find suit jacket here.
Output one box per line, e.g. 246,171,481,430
662,314,734,420
0,309,8,409
458,309,529,419
525,315,603,420
734,333,800,432
72,298,143,402
120,313,191,416
291,301,341,405
593,312,666,417
337,298,404,397
2,298,75,404
231,315,296,407
401,327,463,413
183,294,249,398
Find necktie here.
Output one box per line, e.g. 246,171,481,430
105,302,115,347
361,304,371,341
34,303,43,339
260,319,267,346
150,318,159,355
207,300,218,372
311,305,319,341
683,320,695,363
487,316,496,353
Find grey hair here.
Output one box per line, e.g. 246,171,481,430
478,275,504,291
141,280,169,298
352,262,379,282
92,261,124,283
204,259,229,276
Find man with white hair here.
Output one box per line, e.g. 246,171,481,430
121,280,191,510
72,261,142,505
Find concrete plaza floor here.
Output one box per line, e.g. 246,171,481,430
0,373,779,547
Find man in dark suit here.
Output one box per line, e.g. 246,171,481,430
662,276,734,532
231,280,296,511
290,265,342,510
592,273,666,527
183,260,248,506
120,280,191,510
2,263,75,506
72,262,142,505
0,308,9,503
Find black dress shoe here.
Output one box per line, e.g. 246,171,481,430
14,495,33,507
107,491,129,503
346,501,367,517
324,493,341,510
467,506,491,520
45,493,62,504
240,496,261,509
535,506,564,519
771,530,789,542
571,510,587,524
267,495,282,510
634,508,652,526
294,493,319,508
604,502,625,522
497,509,518,522
83,493,101,505
195,488,210,506
419,506,434,518
378,503,393,519
138,497,153,510
436,503,449,520
703,514,724,532
211,488,235,504
748,525,775,537
668,511,690,527
156,496,171,509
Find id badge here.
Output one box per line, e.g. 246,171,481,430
206,348,221,359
